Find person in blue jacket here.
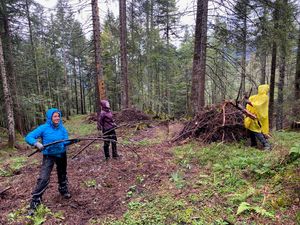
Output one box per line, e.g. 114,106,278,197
25,108,71,214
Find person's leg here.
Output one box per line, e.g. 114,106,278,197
103,139,110,159
110,130,118,158
30,155,54,210
56,153,71,198
249,130,257,147
256,133,271,150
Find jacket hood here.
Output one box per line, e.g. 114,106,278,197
258,84,269,95
46,108,62,127
100,100,110,110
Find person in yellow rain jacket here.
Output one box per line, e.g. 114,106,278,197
244,84,271,150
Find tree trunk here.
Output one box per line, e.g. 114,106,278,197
0,34,15,148
73,57,79,114
276,45,285,130
63,50,70,119
241,8,247,95
79,60,85,114
119,0,129,109
2,4,24,134
260,53,267,84
191,0,208,114
91,0,105,112
276,0,288,130
269,1,279,129
295,29,300,102
25,0,44,125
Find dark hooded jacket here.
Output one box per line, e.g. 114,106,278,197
97,100,116,132
25,108,69,156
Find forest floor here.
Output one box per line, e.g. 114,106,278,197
0,113,299,225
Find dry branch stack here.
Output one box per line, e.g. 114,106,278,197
174,102,247,143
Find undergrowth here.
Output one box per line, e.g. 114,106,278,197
100,131,299,224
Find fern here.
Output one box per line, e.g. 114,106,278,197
237,202,274,218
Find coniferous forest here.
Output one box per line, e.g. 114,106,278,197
0,0,300,224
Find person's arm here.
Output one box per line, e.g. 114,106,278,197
98,112,105,131
25,125,45,150
97,113,102,130
25,125,45,146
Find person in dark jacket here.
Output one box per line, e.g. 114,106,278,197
25,108,71,214
97,100,118,160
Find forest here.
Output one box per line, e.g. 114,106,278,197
0,0,300,224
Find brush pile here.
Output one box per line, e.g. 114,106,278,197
114,108,151,123
173,102,247,143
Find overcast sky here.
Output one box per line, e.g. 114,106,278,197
35,0,196,27
35,0,196,46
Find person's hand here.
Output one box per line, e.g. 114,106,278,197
245,99,253,107
34,142,44,150
264,133,272,139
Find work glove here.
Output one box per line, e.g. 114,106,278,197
34,142,44,150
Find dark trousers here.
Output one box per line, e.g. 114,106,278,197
32,153,68,200
103,130,118,158
249,130,270,148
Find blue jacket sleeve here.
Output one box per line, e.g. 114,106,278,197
25,125,45,146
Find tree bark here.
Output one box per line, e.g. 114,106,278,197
295,29,300,101
0,33,15,148
260,53,267,85
91,0,105,112
119,0,129,109
241,6,247,96
191,0,208,114
2,3,24,134
276,44,285,130
269,0,279,129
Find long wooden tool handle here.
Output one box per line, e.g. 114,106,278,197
71,139,97,159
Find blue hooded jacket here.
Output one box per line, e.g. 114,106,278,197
25,108,69,157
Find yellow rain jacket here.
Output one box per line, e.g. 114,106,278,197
244,84,269,134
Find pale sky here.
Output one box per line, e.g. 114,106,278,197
35,0,196,45
35,0,196,27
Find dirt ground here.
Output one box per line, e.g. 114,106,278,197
0,119,298,224
0,121,184,224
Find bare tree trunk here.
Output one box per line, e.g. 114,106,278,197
91,0,105,112
63,50,70,119
241,11,247,95
25,0,45,126
2,5,24,134
26,0,41,95
269,1,279,129
73,57,79,114
191,0,208,114
276,45,285,130
295,29,300,101
276,0,288,130
0,34,15,148
79,60,85,114
119,0,129,109
260,53,267,84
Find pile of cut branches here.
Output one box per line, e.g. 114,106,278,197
115,108,151,124
173,102,247,143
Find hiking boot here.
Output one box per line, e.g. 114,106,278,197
113,154,121,160
28,197,42,216
264,146,271,151
58,186,71,199
62,192,71,199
